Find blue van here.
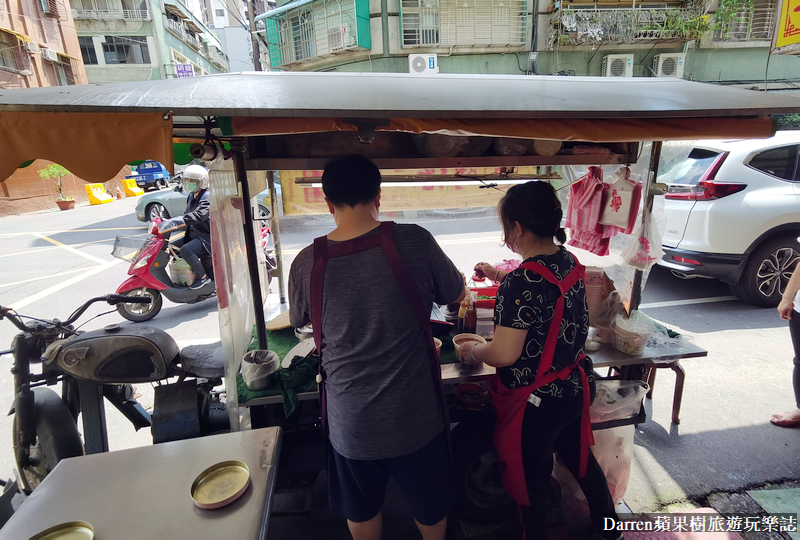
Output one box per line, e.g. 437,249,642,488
127,160,171,191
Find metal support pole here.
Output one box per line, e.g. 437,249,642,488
248,0,262,71
630,140,662,312
267,171,287,304
79,381,109,454
231,139,268,351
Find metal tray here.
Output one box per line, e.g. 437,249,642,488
190,460,251,510
30,521,94,540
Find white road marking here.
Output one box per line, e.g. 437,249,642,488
0,234,146,259
0,226,147,238
32,233,108,265
638,296,738,309
2,267,91,287
7,260,123,311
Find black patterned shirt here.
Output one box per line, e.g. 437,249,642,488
494,247,593,398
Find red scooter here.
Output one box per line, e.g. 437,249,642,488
114,217,216,322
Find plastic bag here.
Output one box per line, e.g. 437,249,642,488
168,258,195,286
592,425,634,505
589,290,626,331
599,167,636,229
621,213,663,271
242,349,279,391
590,380,648,424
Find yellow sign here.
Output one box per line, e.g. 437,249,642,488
280,167,542,216
775,0,800,51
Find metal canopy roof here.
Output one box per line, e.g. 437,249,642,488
0,71,797,119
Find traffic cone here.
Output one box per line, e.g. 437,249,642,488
115,186,124,200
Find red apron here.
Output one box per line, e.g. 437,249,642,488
489,259,593,507
309,221,450,446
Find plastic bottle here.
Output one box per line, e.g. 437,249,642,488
457,298,469,334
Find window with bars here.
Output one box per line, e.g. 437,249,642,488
402,0,528,47
79,36,98,65
0,31,30,72
402,0,440,46
278,9,316,63
102,35,151,64
713,0,775,41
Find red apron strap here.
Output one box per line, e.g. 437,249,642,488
377,222,452,444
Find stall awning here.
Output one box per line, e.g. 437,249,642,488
164,2,189,19
0,72,798,182
229,116,776,143
255,0,313,20
0,112,174,183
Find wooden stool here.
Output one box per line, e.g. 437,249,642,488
645,360,685,425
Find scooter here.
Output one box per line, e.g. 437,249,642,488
115,217,216,322
0,295,228,493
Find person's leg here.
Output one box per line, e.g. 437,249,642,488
327,444,388,540
179,238,209,286
386,431,451,540
348,514,382,540
415,517,447,540
519,397,579,540
771,310,800,427
553,408,618,538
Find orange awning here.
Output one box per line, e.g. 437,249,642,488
230,116,776,143
1,111,173,183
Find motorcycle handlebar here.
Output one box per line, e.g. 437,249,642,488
1,294,153,332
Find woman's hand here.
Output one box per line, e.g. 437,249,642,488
778,297,794,320
459,340,481,365
473,262,499,282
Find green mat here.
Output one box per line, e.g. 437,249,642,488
747,488,800,540
237,328,461,407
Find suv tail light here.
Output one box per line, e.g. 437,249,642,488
666,152,745,200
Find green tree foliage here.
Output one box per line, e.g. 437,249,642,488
38,164,74,201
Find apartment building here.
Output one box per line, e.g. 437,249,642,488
70,0,230,82
253,0,799,88
0,0,88,89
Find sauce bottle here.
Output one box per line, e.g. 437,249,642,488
463,304,477,335
457,297,469,334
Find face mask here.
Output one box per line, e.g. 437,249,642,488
505,231,520,254
185,181,197,193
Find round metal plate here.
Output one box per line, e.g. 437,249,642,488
31,521,94,540
191,460,251,510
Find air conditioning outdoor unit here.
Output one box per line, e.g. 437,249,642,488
27,41,40,54
601,54,633,77
652,53,684,78
408,53,438,75
41,48,59,62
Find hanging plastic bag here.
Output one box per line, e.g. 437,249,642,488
621,213,663,271
599,167,635,229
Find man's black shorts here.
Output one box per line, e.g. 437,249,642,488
327,430,452,526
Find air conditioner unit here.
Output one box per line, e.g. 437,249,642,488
601,54,633,77
652,53,684,78
27,41,40,54
41,48,59,62
408,53,438,75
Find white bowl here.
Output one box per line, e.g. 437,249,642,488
452,333,487,362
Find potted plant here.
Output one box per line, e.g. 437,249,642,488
39,164,75,210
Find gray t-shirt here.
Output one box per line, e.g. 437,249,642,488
289,223,464,460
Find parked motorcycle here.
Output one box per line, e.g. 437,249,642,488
114,217,216,322
0,295,228,493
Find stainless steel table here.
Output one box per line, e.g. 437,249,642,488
1,427,282,540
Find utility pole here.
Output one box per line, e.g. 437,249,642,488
247,0,262,71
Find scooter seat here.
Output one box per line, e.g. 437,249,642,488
180,342,226,379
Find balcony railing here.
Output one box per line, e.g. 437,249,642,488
548,7,706,47
166,17,186,39
185,32,201,49
205,47,229,70
72,8,150,20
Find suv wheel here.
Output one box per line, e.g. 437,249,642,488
731,235,800,307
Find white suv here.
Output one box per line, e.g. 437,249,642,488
659,131,800,307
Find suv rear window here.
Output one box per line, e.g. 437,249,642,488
748,145,799,181
672,148,721,186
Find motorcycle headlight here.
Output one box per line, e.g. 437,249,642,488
133,254,151,270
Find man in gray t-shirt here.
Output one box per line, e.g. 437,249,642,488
289,155,464,540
